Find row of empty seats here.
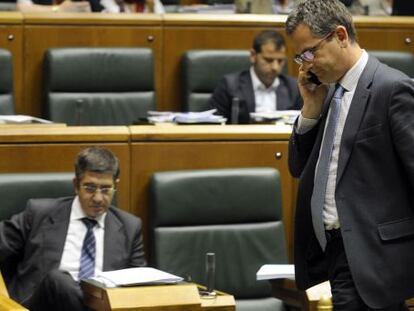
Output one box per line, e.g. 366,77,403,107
1,48,414,125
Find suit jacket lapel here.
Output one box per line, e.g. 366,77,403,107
103,208,124,270
336,57,379,184
241,72,255,113
42,202,71,270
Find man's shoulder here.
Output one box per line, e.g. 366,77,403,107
280,73,298,85
26,196,73,214
107,207,141,227
223,69,250,83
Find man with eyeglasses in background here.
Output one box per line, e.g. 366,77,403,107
0,146,146,310
286,0,414,310
208,30,302,124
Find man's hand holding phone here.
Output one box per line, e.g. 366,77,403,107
298,66,329,119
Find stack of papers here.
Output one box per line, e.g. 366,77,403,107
147,109,226,124
250,110,300,125
256,264,295,280
0,115,53,124
92,267,183,288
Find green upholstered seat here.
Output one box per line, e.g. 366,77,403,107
181,50,251,112
0,173,74,221
368,50,414,78
0,49,15,115
43,48,155,125
0,173,74,286
149,167,288,311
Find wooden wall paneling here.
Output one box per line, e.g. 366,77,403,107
0,13,24,115
161,14,289,112
22,13,163,117
0,125,131,212
129,125,296,261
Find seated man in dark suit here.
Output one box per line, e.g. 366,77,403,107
208,29,302,124
0,147,146,311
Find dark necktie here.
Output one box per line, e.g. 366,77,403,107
310,84,345,251
78,218,97,280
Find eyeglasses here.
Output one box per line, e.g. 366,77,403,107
81,184,116,195
294,31,335,65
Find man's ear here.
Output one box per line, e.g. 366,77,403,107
335,26,349,48
73,177,79,194
249,48,257,64
114,178,120,188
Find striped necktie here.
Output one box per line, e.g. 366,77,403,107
310,84,345,251
78,218,97,280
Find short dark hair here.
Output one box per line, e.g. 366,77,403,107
75,147,120,182
252,30,286,53
286,0,357,42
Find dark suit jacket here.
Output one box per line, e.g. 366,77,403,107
289,56,414,308
208,70,302,124
0,197,146,303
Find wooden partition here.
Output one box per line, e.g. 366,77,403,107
0,125,131,212
2,13,410,117
22,12,163,117
161,14,414,112
0,12,23,115
129,124,296,260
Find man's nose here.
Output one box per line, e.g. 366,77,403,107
92,191,104,202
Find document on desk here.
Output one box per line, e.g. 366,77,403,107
92,267,184,288
256,264,295,280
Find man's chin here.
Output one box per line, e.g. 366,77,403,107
88,207,105,217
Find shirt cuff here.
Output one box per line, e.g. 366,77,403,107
296,114,319,134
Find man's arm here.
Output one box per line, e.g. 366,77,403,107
208,76,233,120
0,211,31,263
129,218,146,267
389,78,414,188
288,120,321,178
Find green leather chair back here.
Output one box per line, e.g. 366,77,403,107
182,50,250,112
0,49,15,115
0,173,74,286
368,50,414,78
149,167,287,311
43,48,155,125
0,173,74,221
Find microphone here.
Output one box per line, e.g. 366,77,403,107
231,97,240,124
206,252,215,294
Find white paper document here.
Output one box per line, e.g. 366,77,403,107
256,264,295,280
92,267,184,288
0,115,53,124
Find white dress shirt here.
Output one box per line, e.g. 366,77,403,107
59,196,106,281
297,50,369,229
250,67,280,112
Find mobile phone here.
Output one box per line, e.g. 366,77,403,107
307,72,322,86
304,72,322,90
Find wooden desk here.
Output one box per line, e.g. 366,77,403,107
129,124,296,260
82,280,235,311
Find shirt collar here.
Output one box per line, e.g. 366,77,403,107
338,49,369,92
70,196,106,229
250,66,280,91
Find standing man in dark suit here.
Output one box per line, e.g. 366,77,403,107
286,0,414,309
0,147,146,310
208,30,302,124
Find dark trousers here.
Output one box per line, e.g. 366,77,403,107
325,229,408,311
26,270,89,311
